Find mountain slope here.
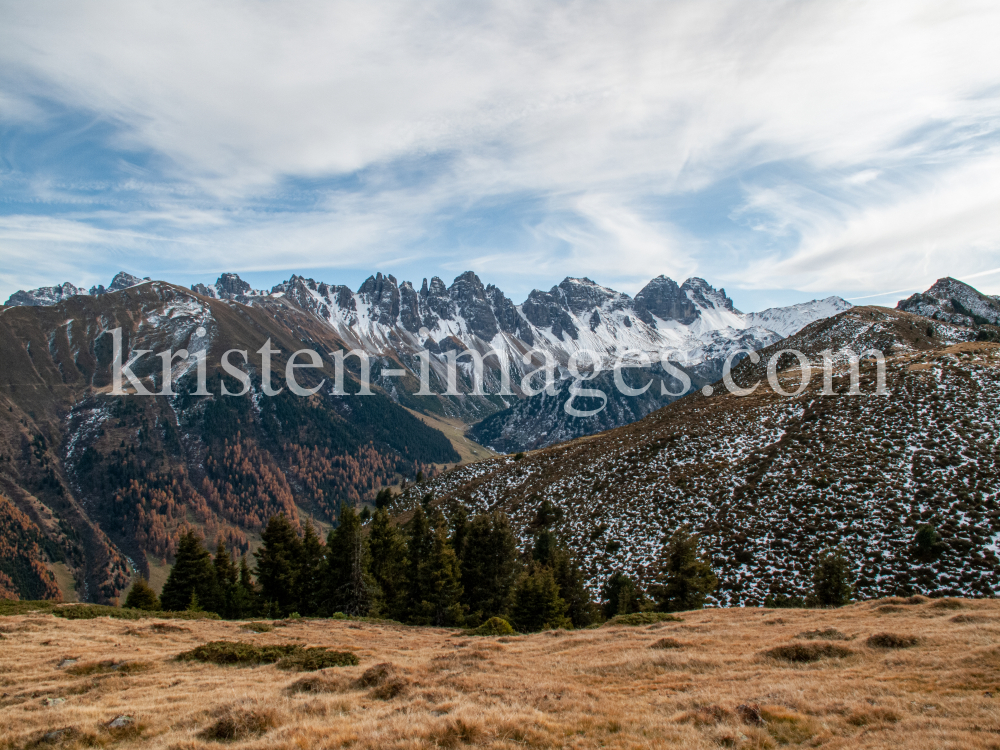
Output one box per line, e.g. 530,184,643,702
388,307,999,604
0,281,458,602
897,276,1000,327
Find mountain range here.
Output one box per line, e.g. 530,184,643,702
388,303,1000,604
1,268,996,605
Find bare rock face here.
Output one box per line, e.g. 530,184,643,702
897,277,1000,327
633,275,699,325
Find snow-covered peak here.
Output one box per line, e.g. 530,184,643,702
744,296,853,338
4,282,87,307
5,271,149,307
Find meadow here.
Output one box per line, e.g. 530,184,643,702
1,597,998,749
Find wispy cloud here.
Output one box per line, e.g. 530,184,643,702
1,1,999,304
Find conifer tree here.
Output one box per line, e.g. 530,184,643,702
552,548,598,627
415,520,465,626
324,506,373,616
649,527,718,613
809,547,854,607
211,541,237,617
601,571,644,618
532,528,558,567
374,488,393,510
255,514,301,616
449,504,470,562
512,564,569,632
368,509,407,618
296,522,324,616
230,556,258,618
123,577,160,611
161,530,215,611
403,505,432,618
461,511,518,624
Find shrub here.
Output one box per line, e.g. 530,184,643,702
276,648,358,671
928,598,965,610
53,605,218,621
66,660,153,676
763,643,853,662
359,662,409,699
650,637,683,649
199,705,280,741
472,617,515,636
847,707,900,726
177,641,300,666
240,622,274,633
866,633,920,649
606,612,682,626
286,674,349,694
0,599,57,616
796,628,849,641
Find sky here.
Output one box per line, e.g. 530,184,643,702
1,1,999,312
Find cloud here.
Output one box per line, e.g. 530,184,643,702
0,0,999,304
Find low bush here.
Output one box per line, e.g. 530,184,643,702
177,641,300,666
276,647,358,671
286,674,349,694
472,617,514,636
358,662,408,699
150,623,189,633
796,628,849,641
763,643,853,663
650,637,683,649
928,598,965,610
53,605,219,621
240,622,274,633
847,707,901,726
0,599,57,616
199,705,280,741
66,659,153,676
866,633,920,649
606,612,682,626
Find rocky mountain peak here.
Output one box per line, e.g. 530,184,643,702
897,277,1000,327
4,281,86,307
633,275,697,324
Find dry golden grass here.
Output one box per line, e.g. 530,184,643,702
2,598,1000,749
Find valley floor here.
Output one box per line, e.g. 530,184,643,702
1,598,999,749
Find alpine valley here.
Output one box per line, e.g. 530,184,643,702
1,270,997,605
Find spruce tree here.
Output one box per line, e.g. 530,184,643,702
230,556,258,618
324,506,373,616
255,514,301,616
211,541,237,617
374,488,393,510
161,530,215,611
296,522,324,616
512,564,569,632
913,524,945,562
368,509,407,618
415,521,465,626
123,577,160,611
449,504,470,562
552,548,597,627
532,528,558,567
649,528,718,612
461,511,519,624
601,571,644,619
403,505,432,619
809,547,854,607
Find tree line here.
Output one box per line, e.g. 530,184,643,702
125,496,857,625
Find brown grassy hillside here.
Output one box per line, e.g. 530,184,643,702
1,598,999,749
